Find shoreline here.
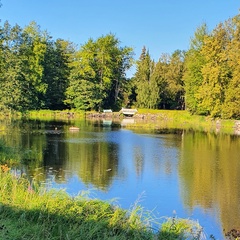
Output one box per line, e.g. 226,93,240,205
1,109,238,135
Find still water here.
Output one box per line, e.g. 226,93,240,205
1,119,240,239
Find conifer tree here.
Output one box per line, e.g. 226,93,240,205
134,47,160,109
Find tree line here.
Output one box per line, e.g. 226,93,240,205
0,13,239,119
133,14,240,119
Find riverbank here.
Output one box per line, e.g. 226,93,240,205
0,166,205,239
1,109,239,136
24,109,239,135
87,109,239,135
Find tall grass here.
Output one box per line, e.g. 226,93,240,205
158,216,206,240
0,169,154,239
0,169,206,240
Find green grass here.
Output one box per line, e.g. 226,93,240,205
1,109,237,135
84,108,237,134
123,109,237,135
26,110,85,120
0,170,206,240
158,217,206,240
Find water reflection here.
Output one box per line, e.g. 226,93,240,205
40,126,120,191
179,131,240,233
0,119,240,238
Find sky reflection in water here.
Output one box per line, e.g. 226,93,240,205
3,120,240,239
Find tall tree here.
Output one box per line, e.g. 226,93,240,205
222,15,240,119
0,21,27,112
160,50,185,109
184,24,208,114
43,39,74,110
197,23,231,117
21,21,47,109
65,34,133,111
134,47,159,109
0,21,70,112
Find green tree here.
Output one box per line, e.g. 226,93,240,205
21,21,47,109
65,38,100,110
222,15,240,119
65,34,133,111
184,24,208,114
134,47,160,109
0,21,49,112
134,48,185,110
0,21,27,112
159,50,185,109
197,23,231,117
43,39,74,110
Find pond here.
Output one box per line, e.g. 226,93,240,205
1,118,240,239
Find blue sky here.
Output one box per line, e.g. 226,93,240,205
0,0,239,62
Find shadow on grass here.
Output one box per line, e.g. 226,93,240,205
0,202,155,240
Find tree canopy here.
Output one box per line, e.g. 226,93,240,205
0,21,73,112
65,34,134,111
0,12,240,119
184,15,240,118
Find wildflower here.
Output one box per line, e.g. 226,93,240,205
0,164,10,173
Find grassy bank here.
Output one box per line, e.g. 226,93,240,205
26,110,86,121
85,109,238,135
1,109,237,135
0,167,205,240
129,109,237,134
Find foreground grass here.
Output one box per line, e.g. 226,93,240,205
0,169,205,240
0,170,153,239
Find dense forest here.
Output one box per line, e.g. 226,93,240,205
0,13,239,119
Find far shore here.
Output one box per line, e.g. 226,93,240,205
0,109,239,135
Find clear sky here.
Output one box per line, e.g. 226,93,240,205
0,0,239,62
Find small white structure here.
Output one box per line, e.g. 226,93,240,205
103,109,113,113
120,108,137,117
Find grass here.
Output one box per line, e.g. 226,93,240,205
158,217,206,240
84,108,237,135
0,109,237,135
122,109,237,135
0,167,206,240
0,170,153,239
26,110,85,121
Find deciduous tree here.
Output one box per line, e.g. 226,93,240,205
184,24,208,114
65,34,133,111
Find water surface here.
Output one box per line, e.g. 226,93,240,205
1,119,240,239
